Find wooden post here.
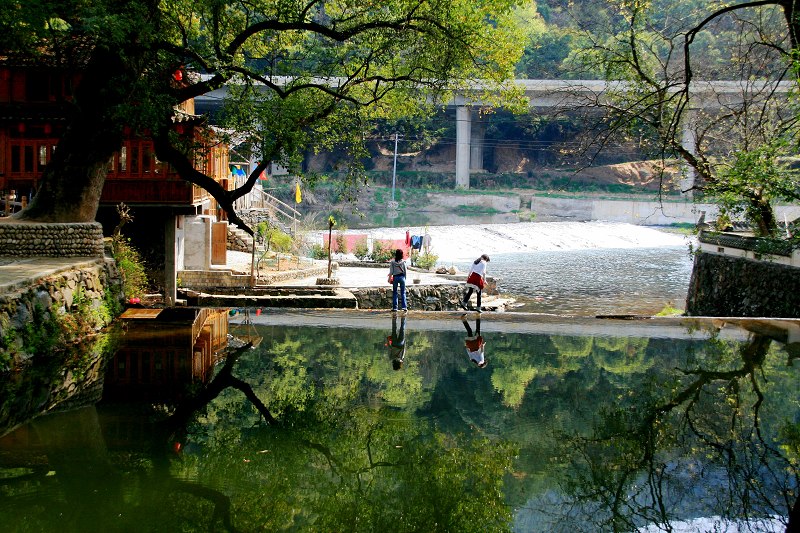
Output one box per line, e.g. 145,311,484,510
327,218,334,279
251,238,256,287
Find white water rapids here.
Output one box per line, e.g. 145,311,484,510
353,221,689,262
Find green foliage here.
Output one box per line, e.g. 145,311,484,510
655,302,683,316
712,141,800,236
308,243,328,260
457,205,500,216
3,0,527,222
334,227,348,255
111,236,148,300
414,251,439,270
257,222,293,253
371,241,394,262
353,238,370,260
20,304,60,356
561,0,800,236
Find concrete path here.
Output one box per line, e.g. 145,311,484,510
0,256,108,292
223,251,461,288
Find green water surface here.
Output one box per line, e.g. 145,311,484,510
0,311,797,532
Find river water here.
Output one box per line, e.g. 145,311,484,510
343,221,693,315
0,312,795,532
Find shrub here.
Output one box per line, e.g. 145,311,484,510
112,236,148,300
335,229,348,254
309,243,328,260
353,238,369,260
415,251,439,270
257,222,294,253
371,241,394,262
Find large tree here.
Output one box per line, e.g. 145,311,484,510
568,0,800,236
0,0,524,233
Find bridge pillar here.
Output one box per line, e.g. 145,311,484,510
455,105,471,188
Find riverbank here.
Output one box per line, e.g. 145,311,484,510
0,255,122,368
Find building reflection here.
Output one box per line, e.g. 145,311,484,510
103,307,230,403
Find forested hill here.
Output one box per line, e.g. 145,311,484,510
514,0,788,80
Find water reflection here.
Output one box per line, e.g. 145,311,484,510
0,311,797,532
462,314,488,368
103,308,229,402
387,314,407,370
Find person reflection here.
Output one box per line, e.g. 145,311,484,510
387,313,407,370
461,314,487,368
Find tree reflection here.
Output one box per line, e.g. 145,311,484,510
160,337,516,532
555,329,799,532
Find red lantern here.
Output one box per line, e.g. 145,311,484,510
172,69,183,82
17,122,25,133
43,123,52,135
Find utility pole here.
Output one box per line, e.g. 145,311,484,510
391,133,400,205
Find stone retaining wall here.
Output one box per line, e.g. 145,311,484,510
179,265,330,290
686,252,800,317
227,228,251,253
0,222,105,257
0,258,123,365
351,285,464,310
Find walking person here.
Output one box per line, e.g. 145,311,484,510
462,254,490,312
389,248,408,312
461,314,487,368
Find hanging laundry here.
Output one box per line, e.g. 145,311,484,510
410,235,423,250
422,234,431,251
405,230,410,246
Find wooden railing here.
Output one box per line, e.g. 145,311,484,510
234,186,301,228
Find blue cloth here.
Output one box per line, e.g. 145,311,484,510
392,274,407,310
410,235,422,249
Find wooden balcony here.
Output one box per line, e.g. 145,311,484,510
100,178,210,205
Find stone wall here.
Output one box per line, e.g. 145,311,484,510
0,258,123,364
351,285,465,310
0,222,104,257
178,265,330,290
686,252,800,317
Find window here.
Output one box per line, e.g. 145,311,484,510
131,145,139,173
10,146,20,172
142,145,151,173
118,146,127,172
23,146,33,173
38,145,48,169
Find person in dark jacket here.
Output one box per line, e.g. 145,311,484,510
389,248,408,312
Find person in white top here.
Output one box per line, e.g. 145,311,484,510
461,254,490,312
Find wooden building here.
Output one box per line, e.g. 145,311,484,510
0,62,229,210
0,61,233,302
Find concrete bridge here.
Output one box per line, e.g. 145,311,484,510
195,78,792,190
